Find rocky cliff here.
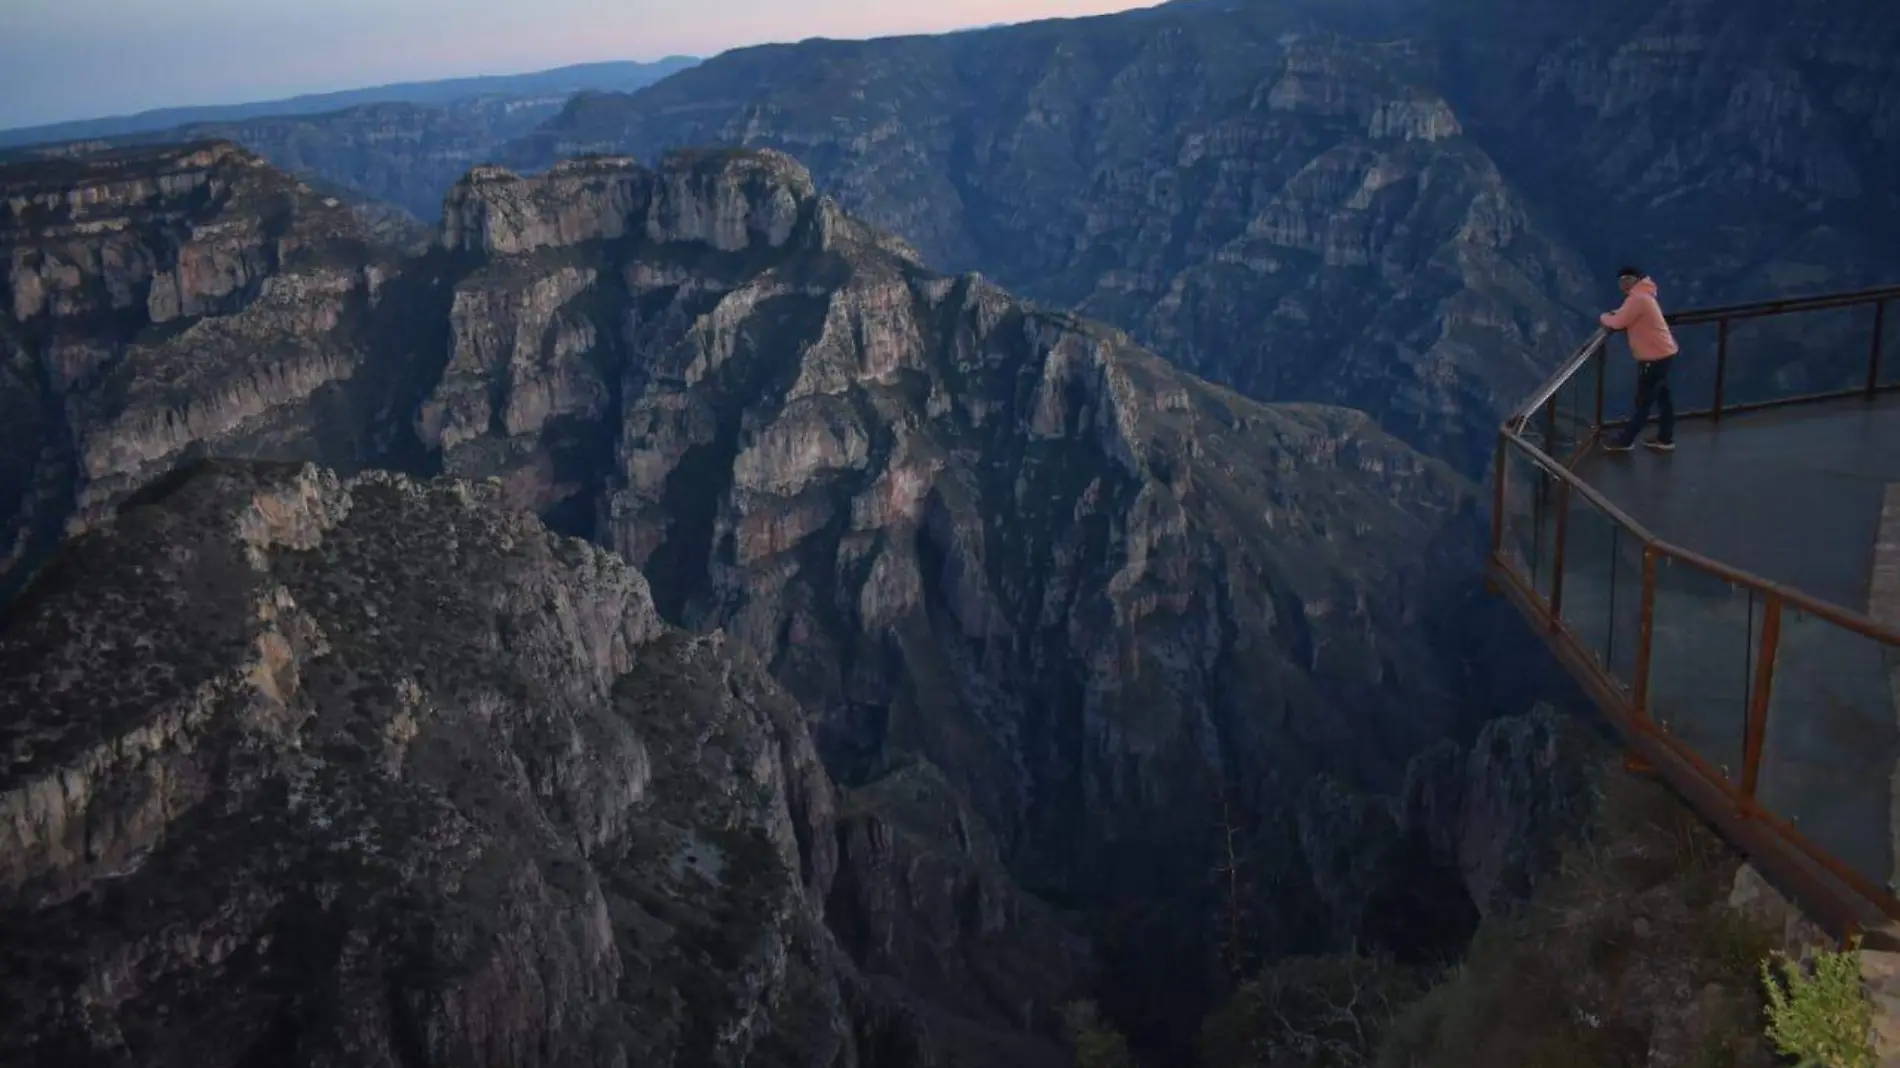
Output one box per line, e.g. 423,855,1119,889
497,2,1599,471
1417,0,1900,304
423,148,1503,1049
497,0,1899,471
0,143,1510,1057
0,460,1081,1067
0,141,453,601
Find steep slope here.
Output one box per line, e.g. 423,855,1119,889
0,143,1509,1054
499,3,1598,471
1419,0,1900,303
428,149,1500,1043
0,141,450,600
0,460,1075,1067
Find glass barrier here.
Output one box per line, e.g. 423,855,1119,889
1535,348,1602,463
1557,489,1646,695
1722,304,1874,409
1755,606,1900,897
1642,553,1761,787
1497,441,1558,601
1880,300,1899,389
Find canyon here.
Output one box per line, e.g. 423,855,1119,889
0,140,1552,1063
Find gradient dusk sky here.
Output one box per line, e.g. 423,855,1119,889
0,0,1162,130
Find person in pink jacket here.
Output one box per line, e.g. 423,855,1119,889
1600,266,1680,452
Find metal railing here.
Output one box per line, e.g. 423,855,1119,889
1489,282,1900,948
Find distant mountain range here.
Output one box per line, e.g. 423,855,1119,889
0,56,701,150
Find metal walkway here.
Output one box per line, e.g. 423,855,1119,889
1491,283,1900,948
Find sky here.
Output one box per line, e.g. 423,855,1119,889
0,0,1159,130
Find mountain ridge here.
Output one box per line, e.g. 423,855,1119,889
0,56,703,150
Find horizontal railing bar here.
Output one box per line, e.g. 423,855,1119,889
1499,434,1663,542
1510,330,1608,426
1645,540,1900,644
1667,284,1900,327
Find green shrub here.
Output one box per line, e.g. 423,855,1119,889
1760,939,1875,1068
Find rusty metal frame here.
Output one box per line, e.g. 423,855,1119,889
1492,281,1900,951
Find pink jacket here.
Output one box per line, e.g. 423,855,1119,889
1599,277,1679,362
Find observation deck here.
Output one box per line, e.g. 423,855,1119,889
1489,283,1900,947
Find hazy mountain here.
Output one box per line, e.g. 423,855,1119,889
0,57,701,149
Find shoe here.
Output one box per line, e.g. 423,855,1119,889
1601,439,1635,453
1643,438,1676,452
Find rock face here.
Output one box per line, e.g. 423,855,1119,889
421,149,1500,1047
497,3,1599,471
0,460,1074,1067
0,144,1507,1056
1424,0,1900,304
0,141,453,600
497,0,1899,471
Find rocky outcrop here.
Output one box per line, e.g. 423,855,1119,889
1280,703,1599,971
0,141,443,599
0,459,1077,1067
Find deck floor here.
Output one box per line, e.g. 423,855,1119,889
1578,392,1900,612
1564,392,1900,894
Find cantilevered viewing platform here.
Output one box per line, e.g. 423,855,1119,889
1490,283,1900,948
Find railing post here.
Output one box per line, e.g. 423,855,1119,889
1543,395,1558,456
1742,594,1783,800
1712,318,1730,421
1549,477,1571,623
1869,300,1887,398
1491,434,1507,560
1593,344,1606,428
1631,546,1658,721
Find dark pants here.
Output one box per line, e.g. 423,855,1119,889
1615,357,1675,446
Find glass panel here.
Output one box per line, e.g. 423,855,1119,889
1539,349,1601,463
1602,525,1648,690
1755,607,1900,897
1879,300,1899,389
1557,493,1647,696
1722,305,1872,409
1498,441,1557,603
1643,554,1759,786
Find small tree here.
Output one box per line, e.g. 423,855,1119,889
1214,781,1255,979
1200,953,1423,1068
1760,939,1876,1068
